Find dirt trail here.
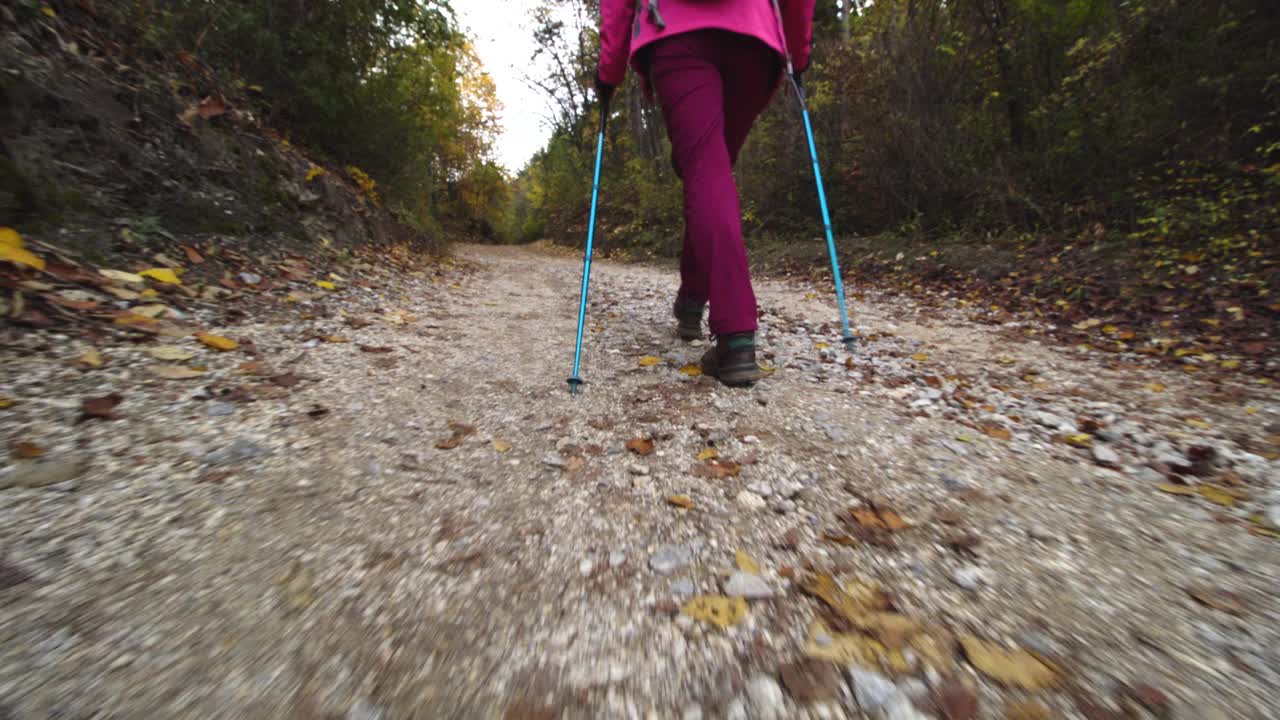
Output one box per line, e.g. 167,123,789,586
1,244,1277,720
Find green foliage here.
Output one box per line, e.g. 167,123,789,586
515,0,1279,258
104,0,507,237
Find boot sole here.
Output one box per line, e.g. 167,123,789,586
703,361,763,387
677,326,702,341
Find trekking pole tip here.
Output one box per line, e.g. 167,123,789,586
842,334,857,351
567,377,585,396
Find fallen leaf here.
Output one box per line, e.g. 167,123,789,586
933,682,979,720
1147,382,1166,393
76,349,104,368
148,365,206,380
182,245,204,264
638,355,661,367
148,345,195,361
666,494,696,509
80,393,123,421
196,332,238,351
1185,587,1247,616
12,441,45,459
626,437,655,456
358,344,394,353
958,635,1058,690
113,313,159,328
269,373,302,387
0,228,45,271
691,460,741,479
322,335,350,343
1184,417,1212,430
911,353,929,362
315,280,336,290
1156,483,1197,497
735,550,760,575
696,447,719,462
493,439,512,453
980,424,1012,441
0,398,12,409
139,268,181,284
1197,484,1235,507
1063,433,1093,448
681,595,746,629
99,269,144,283
679,364,702,376
435,434,464,450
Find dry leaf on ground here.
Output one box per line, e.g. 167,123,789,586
149,365,206,380
681,595,746,629
696,447,719,461
958,634,1059,690
12,442,45,459
666,495,695,509
638,355,661,367
196,332,238,351
76,349,104,368
492,439,512,453
139,268,181,284
359,344,394,353
80,393,123,421
1185,587,1247,616
626,437,655,456
148,346,195,361
679,364,702,376
735,549,760,575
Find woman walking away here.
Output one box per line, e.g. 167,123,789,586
596,0,815,387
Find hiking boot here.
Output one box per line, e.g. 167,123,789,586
701,332,764,386
674,298,705,341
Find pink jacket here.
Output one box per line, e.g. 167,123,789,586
599,0,816,87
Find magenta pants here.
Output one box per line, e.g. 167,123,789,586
648,30,780,336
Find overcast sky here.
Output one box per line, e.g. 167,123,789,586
456,0,559,174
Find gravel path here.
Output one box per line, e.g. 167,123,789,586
1,244,1277,719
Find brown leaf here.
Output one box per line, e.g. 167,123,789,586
1119,685,1170,717
80,393,123,421
980,423,1012,441
306,405,330,419
691,460,742,479
344,316,374,329
779,658,843,704
359,344,394,353
148,364,206,380
625,437,655,456
196,95,227,119
435,434,465,450
269,373,302,388
946,534,982,556
666,494,696,509
935,508,966,525
1005,701,1059,720
958,635,1059,690
1185,587,1247,616
447,421,477,437
933,682,979,720
12,441,45,459
182,245,204,264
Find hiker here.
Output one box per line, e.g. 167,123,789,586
596,0,815,386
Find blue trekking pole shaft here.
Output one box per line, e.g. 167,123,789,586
793,80,855,350
568,98,609,395
770,0,856,350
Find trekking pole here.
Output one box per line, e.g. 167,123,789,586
770,1,857,351
567,96,610,395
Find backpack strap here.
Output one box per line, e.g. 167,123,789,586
647,0,667,29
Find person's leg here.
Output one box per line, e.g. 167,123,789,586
721,36,782,168
649,31,757,337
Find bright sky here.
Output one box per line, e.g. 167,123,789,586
456,0,557,174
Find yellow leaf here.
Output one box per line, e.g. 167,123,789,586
1063,433,1093,448
1073,318,1102,330
666,494,696,509
0,240,45,271
140,288,159,298
910,353,929,362
323,335,350,343
305,165,326,182
196,332,238,351
679,364,703,377
139,268,181,284
1198,485,1235,507
816,342,831,350
1147,382,1166,393
696,448,719,462
681,595,746,629
148,365,206,380
0,227,21,249
1102,324,1119,334
315,280,336,290
1221,359,1240,370
147,345,194,361
492,439,512,453
77,349,104,368
0,398,12,409
958,635,1059,690
131,304,169,319
735,550,760,575
1245,407,1259,415
638,355,661,367
803,620,887,668
1184,417,1211,430
1156,483,1197,497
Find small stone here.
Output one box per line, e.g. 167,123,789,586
723,698,749,720
579,558,594,576
631,475,653,491
681,705,704,720
650,544,693,574
207,402,236,417
1,459,86,489
742,434,760,444
724,571,774,599
848,668,899,714
542,452,566,468
629,464,651,476
770,499,797,514
1092,444,1121,467
950,566,983,591
1263,504,1280,531
746,674,786,720
238,272,263,286
347,699,385,720
609,550,627,567
203,438,269,466
735,490,767,510
777,480,804,499
671,578,696,596
747,481,773,497
1027,524,1058,543
941,474,973,492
